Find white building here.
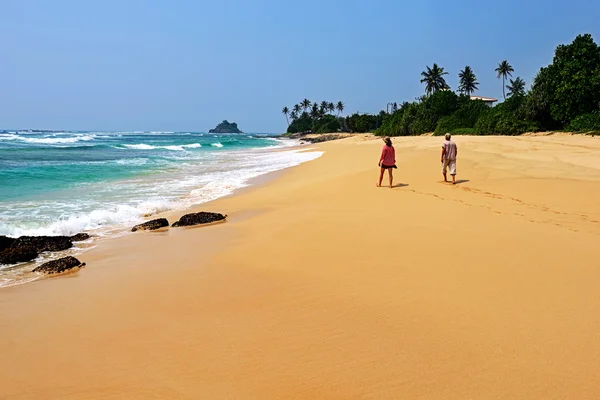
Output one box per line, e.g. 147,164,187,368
470,96,498,107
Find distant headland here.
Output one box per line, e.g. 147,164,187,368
209,121,242,134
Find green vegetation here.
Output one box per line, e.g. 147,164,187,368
474,96,539,135
284,99,346,134
420,63,450,94
458,66,479,95
506,77,526,98
495,60,515,100
346,112,385,133
313,115,341,134
378,91,465,136
378,33,600,137
447,128,478,135
568,112,600,133
281,34,600,136
281,107,290,126
529,34,600,127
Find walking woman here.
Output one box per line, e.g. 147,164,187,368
377,137,397,188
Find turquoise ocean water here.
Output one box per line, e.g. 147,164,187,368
0,130,322,286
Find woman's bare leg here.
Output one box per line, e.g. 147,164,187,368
388,169,393,188
377,168,385,187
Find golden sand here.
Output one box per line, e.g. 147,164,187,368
2,135,600,399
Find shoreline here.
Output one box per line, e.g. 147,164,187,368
2,135,600,398
0,139,328,292
0,138,321,288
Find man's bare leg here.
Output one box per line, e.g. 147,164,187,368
452,174,456,184
443,172,447,182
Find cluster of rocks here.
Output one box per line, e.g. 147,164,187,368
131,212,227,232
0,212,226,278
0,233,90,265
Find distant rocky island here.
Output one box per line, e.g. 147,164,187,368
209,120,242,134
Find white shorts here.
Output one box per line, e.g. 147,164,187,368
442,159,457,175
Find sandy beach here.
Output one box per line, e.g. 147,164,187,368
2,134,600,399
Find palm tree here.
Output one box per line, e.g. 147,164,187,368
310,104,320,119
336,101,345,116
320,101,328,115
458,66,479,96
293,104,301,116
301,99,311,112
495,60,514,100
506,77,526,98
281,106,290,126
290,111,298,121
328,102,335,114
420,63,449,95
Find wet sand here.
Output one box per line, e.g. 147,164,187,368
2,135,600,399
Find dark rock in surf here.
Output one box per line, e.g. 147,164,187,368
0,246,38,265
0,235,16,252
131,218,170,232
33,256,85,274
13,236,73,253
172,212,227,227
71,233,91,242
0,235,80,265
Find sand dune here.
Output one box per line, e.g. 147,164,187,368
2,135,600,399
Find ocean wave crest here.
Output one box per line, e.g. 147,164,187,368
115,158,149,166
163,145,185,151
122,144,156,150
0,133,96,144
121,143,202,151
122,143,196,151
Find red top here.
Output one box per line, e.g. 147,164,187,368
380,145,395,166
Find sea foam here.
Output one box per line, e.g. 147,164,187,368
122,143,200,151
0,134,97,144
122,144,157,150
0,199,176,237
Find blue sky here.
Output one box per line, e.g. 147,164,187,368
1,0,599,133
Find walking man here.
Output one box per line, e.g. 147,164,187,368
441,133,458,184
